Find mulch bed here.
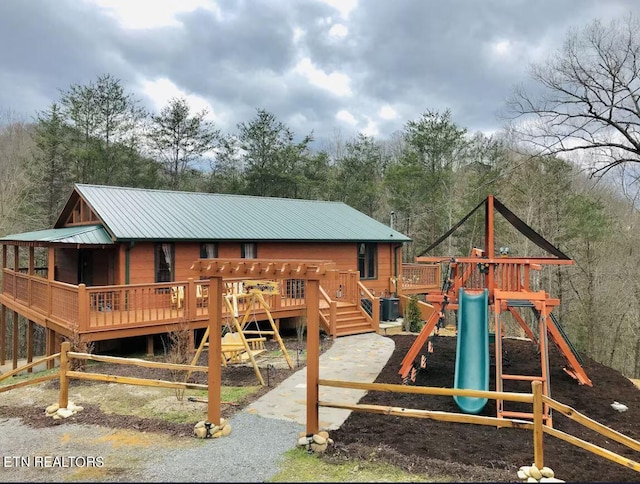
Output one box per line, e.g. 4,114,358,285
326,335,640,483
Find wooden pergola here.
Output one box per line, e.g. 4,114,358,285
192,258,337,434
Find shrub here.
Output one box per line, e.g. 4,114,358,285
404,296,423,333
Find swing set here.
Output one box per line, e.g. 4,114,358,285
188,279,294,385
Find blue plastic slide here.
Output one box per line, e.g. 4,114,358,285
453,289,489,414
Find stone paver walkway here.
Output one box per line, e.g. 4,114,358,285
244,332,395,430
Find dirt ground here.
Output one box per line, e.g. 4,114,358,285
327,335,640,483
2,332,639,482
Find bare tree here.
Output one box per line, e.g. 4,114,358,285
0,110,35,234
507,14,640,178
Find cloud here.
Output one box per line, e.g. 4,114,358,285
140,78,219,122
85,0,221,30
336,109,357,125
0,0,638,144
379,105,398,120
328,23,348,38
293,57,352,97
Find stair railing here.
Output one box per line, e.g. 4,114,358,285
318,285,336,336
357,281,380,332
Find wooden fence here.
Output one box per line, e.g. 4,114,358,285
318,379,640,473
2,345,639,476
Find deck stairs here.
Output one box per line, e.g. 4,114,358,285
320,302,376,338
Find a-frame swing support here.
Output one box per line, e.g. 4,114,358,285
191,258,337,434
400,195,591,425
187,283,294,386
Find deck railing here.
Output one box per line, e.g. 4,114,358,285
399,263,441,294
0,267,382,336
450,260,531,295
0,269,319,335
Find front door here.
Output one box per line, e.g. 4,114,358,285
78,249,93,286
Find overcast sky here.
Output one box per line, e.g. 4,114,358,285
0,0,638,144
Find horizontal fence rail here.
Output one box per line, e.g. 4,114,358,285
318,379,640,474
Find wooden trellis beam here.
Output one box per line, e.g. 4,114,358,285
191,258,337,280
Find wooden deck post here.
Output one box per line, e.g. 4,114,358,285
372,296,380,332
207,276,223,425
187,278,196,320
306,278,320,435
0,305,5,366
46,328,55,370
48,247,55,281
59,341,70,409
146,336,154,357
78,284,90,332
532,380,544,469
12,310,18,370
27,320,34,373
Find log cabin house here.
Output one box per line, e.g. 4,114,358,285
0,184,439,365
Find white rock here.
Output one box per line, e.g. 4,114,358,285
517,470,528,480
529,464,542,480
520,466,531,477
327,438,334,445
526,478,538,483
45,403,59,415
611,401,628,413
297,437,311,447
194,426,207,439
310,442,328,453
52,414,62,420
56,408,73,419
540,478,564,483
312,434,327,445
540,467,554,478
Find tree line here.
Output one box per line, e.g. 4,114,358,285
1,14,640,378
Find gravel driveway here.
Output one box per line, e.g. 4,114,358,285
1,412,303,483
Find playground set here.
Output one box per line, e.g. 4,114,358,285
187,279,294,386
399,195,591,426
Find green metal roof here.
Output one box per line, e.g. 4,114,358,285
64,184,411,243
0,225,114,245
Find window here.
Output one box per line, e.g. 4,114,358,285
155,243,174,282
241,243,257,259
357,243,377,279
200,243,218,259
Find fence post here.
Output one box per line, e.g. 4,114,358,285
532,380,544,469
59,341,71,409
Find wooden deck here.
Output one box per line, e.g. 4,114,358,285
0,264,441,341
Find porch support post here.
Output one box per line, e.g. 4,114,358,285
207,276,223,425
12,311,18,370
13,245,19,272
146,336,154,357
28,247,34,275
27,320,34,373
2,244,7,269
306,278,320,435
0,305,5,366
46,328,55,370
48,247,55,281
